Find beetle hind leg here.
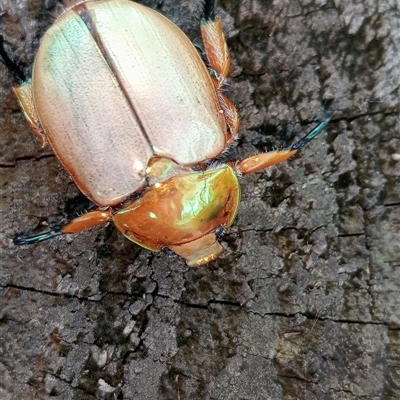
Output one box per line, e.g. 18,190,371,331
200,0,239,142
200,0,230,81
14,210,112,245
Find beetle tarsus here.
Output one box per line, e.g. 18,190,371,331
289,113,333,151
13,229,63,245
0,35,26,83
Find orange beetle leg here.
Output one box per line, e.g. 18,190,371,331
201,1,239,143
217,92,240,143
238,150,298,175
13,210,112,245
200,3,230,83
238,116,332,175
60,210,112,234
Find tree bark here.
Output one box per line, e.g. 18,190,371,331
1,0,399,399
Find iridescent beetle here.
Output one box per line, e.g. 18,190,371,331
1,0,330,266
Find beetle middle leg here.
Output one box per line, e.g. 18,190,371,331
200,0,239,143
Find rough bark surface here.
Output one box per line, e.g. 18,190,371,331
1,0,399,399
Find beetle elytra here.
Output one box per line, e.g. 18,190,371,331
1,0,330,266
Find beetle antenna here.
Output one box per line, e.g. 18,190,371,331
288,113,332,151
0,35,26,82
13,229,63,245
202,0,215,21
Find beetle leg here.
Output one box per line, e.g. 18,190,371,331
237,116,331,175
200,1,230,82
14,210,112,245
217,92,240,142
200,1,239,142
13,82,47,145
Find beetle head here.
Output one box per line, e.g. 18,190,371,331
112,166,240,266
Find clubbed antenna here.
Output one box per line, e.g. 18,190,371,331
288,113,332,151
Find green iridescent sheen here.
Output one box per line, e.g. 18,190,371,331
113,166,241,250
172,167,239,228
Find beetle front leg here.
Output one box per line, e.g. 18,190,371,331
237,116,331,175
14,210,112,245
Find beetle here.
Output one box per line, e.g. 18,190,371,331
1,0,330,266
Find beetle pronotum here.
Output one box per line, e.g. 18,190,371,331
1,0,330,266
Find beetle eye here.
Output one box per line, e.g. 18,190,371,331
162,248,176,258
215,227,225,238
